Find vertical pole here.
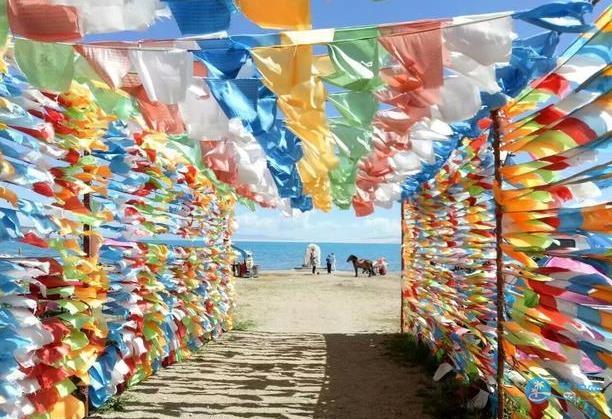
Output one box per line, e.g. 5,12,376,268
82,192,92,258
79,152,91,415
491,109,505,419
82,150,92,258
400,199,405,333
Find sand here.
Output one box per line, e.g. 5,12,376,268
233,270,402,333
93,270,433,419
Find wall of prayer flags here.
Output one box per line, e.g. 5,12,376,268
401,132,499,391
402,7,610,418
0,50,236,417
499,8,611,418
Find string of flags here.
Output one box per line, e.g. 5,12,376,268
0,0,599,215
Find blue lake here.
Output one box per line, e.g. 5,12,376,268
234,241,401,272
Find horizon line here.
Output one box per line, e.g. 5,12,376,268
233,238,401,244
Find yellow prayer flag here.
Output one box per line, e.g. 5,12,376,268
251,44,337,210
236,0,311,30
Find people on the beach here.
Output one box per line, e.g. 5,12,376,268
310,249,317,275
374,257,387,276
245,251,254,278
326,254,332,274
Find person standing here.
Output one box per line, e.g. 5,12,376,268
326,254,332,274
330,253,336,272
310,250,317,275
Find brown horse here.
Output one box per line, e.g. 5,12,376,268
346,255,375,277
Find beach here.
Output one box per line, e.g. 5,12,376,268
234,270,402,333
94,270,436,419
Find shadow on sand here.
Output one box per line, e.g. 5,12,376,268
313,334,429,419
92,332,430,419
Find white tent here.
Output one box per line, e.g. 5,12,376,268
304,243,321,267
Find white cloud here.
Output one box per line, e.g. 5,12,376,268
234,207,400,243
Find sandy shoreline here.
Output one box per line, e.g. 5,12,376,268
250,267,401,278
233,270,402,334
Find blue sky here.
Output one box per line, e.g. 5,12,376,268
89,1,606,244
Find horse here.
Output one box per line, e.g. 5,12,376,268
346,255,375,277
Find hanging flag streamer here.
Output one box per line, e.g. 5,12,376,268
402,133,498,395
1,0,598,215
235,0,311,30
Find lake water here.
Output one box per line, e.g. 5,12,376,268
234,241,402,272
0,241,402,273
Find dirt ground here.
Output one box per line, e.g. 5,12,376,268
94,271,433,419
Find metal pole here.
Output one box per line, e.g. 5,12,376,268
491,109,505,419
400,199,405,333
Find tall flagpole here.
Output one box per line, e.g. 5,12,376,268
491,109,505,419
78,152,92,416
400,199,405,333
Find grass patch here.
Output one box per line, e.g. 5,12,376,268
232,319,255,331
384,334,491,419
384,333,440,376
94,393,133,414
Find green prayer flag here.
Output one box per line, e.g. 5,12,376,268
91,86,135,120
55,378,77,398
46,286,76,298
324,37,384,91
329,91,378,128
329,155,358,209
0,0,7,49
73,55,103,84
63,330,89,351
168,134,205,169
330,122,372,161
14,39,75,92
57,300,88,314
58,312,90,329
128,368,146,387
524,289,540,308
333,26,379,42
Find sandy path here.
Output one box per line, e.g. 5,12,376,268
233,271,402,333
94,271,432,419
